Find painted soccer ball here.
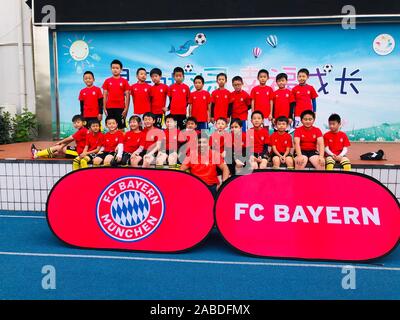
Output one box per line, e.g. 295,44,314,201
323,64,333,73
184,64,194,72
195,33,207,45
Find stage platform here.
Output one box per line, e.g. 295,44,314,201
0,141,399,212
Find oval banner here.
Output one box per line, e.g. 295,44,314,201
47,168,214,252
215,171,400,261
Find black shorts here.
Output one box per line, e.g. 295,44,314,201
253,152,269,160
120,152,132,166
171,114,186,130
271,152,293,158
106,108,126,129
154,114,163,129
94,152,115,161
85,153,98,163
297,150,319,158
138,150,159,159
65,146,78,159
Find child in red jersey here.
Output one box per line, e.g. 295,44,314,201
294,110,325,170
102,59,130,130
168,67,190,130
131,112,163,168
251,69,274,131
150,68,168,129
189,75,211,130
157,114,184,168
92,116,124,166
324,113,351,171
211,73,231,124
292,68,318,129
270,116,294,169
229,118,247,175
178,116,200,163
73,119,104,170
247,111,270,170
31,115,88,159
130,67,152,117
209,117,231,159
180,133,230,197
272,73,295,129
111,115,143,167
229,76,251,132
79,71,103,127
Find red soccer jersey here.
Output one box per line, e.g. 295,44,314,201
183,150,224,186
124,130,142,154
85,131,104,152
251,85,273,118
102,77,130,109
150,83,169,115
179,129,200,156
79,86,103,118
140,127,163,151
230,90,251,121
247,127,270,154
72,127,89,154
130,82,151,114
211,88,231,120
209,131,232,154
294,125,323,151
103,130,124,153
190,90,211,122
163,128,181,152
292,84,318,117
168,83,190,115
270,131,293,154
272,88,295,119
324,131,351,156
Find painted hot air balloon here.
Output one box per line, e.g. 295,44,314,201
252,47,262,58
266,34,278,48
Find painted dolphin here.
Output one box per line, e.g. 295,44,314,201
169,40,199,58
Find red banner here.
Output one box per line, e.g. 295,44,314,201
215,171,400,261
47,168,214,252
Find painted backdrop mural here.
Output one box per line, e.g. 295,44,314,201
55,24,400,141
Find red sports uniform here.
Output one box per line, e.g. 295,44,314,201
247,128,270,153
230,90,251,120
294,126,323,151
190,90,211,122
183,150,224,186
250,85,273,118
211,88,231,120
168,83,190,115
179,129,200,156
292,84,318,117
78,86,103,118
272,88,295,118
102,77,130,108
163,128,181,152
72,127,89,154
323,131,351,156
139,127,163,151
150,83,169,115
270,131,293,154
130,82,151,114
124,130,143,154
102,131,124,153
209,131,232,154
85,131,104,151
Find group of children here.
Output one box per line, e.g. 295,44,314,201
30,59,352,193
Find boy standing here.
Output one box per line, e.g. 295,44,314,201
211,73,231,124
229,76,251,132
251,69,274,131
168,67,190,130
79,71,103,127
150,68,169,128
324,113,351,171
292,68,318,129
272,73,295,127
270,116,294,169
189,75,211,130
102,59,130,130
130,67,152,118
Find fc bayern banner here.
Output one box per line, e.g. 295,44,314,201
47,168,215,252
215,171,400,262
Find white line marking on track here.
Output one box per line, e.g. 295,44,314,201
0,251,399,271
0,215,46,219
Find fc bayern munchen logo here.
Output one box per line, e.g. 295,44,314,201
96,176,165,242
